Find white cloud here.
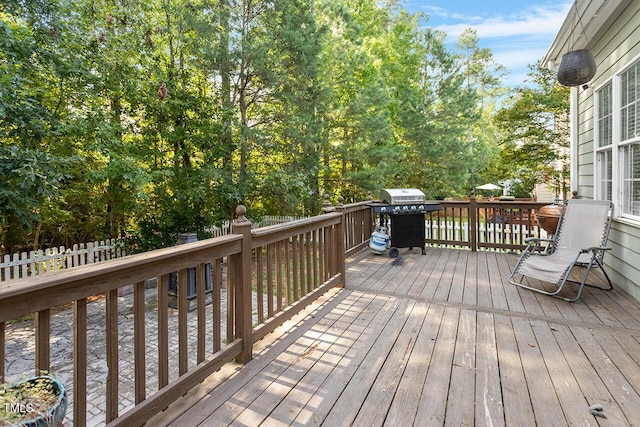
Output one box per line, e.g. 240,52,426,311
422,5,482,22
494,47,550,70
421,2,573,87
434,3,573,41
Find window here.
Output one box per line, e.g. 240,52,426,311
596,83,613,201
622,144,640,216
598,83,613,147
621,62,640,141
598,149,613,201
621,61,640,218
595,59,640,220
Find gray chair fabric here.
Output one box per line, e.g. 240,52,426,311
508,199,614,302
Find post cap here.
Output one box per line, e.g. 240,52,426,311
321,194,335,213
234,205,250,224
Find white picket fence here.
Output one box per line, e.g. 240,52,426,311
1,216,305,282
1,239,126,282
207,216,305,237
424,220,549,250
258,215,305,226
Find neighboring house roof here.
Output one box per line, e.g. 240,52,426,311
542,0,632,70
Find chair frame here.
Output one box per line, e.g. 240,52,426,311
508,199,614,302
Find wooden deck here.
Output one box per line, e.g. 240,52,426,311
150,248,640,426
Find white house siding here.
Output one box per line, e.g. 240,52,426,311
577,0,640,299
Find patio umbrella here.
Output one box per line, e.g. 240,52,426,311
475,183,502,191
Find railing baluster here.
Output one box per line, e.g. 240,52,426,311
327,224,334,278
226,258,235,344
35,309,50,375
134,280,146,403
256,248,264,324
213,259,222,352
264,244,273,317
74,298,87,427
178,268,188,376
292,236,299,302
158,274,169,389
196,263,206,364
106,288,119,422
337,219,345,285
312,229,319,288
299,234,306,295
318,227,327,284
306,231,313,293
285,238,292,305
276,241,283,312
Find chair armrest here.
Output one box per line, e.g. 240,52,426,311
524,237,553,244
523,237,555,254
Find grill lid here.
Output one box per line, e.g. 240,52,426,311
380,188,425,204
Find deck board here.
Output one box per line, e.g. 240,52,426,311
383,303,444,426
494,313,536,426
152,248,640,426
474,311,504,427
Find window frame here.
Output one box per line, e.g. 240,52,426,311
595,81,613,202
594,54,640,222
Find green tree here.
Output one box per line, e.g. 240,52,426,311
494,62,570,198
0,2,78,251
399,25,476,199
1,0,514,253
456,29,507,193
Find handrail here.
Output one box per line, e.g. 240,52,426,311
250,212,342,249
0,235,243,323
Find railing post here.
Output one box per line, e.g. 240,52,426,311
231,205,253,363
469,191,478,252
335,197,346,288
321,194,335,213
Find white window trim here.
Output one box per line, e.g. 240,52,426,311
593,53,640,223
594,81,613,203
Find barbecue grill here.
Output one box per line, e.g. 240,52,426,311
369,189,442,258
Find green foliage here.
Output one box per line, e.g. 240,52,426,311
1,0,519,252
0,146,70,252
494,62,570,197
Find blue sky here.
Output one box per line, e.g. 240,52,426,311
403,0,574,87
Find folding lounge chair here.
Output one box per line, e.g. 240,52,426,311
508,199,614,302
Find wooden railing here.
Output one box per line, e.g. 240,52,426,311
425,197,550,251
0,197,545,425
338,200,375,257
0,205,347,426
0,217,304,283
